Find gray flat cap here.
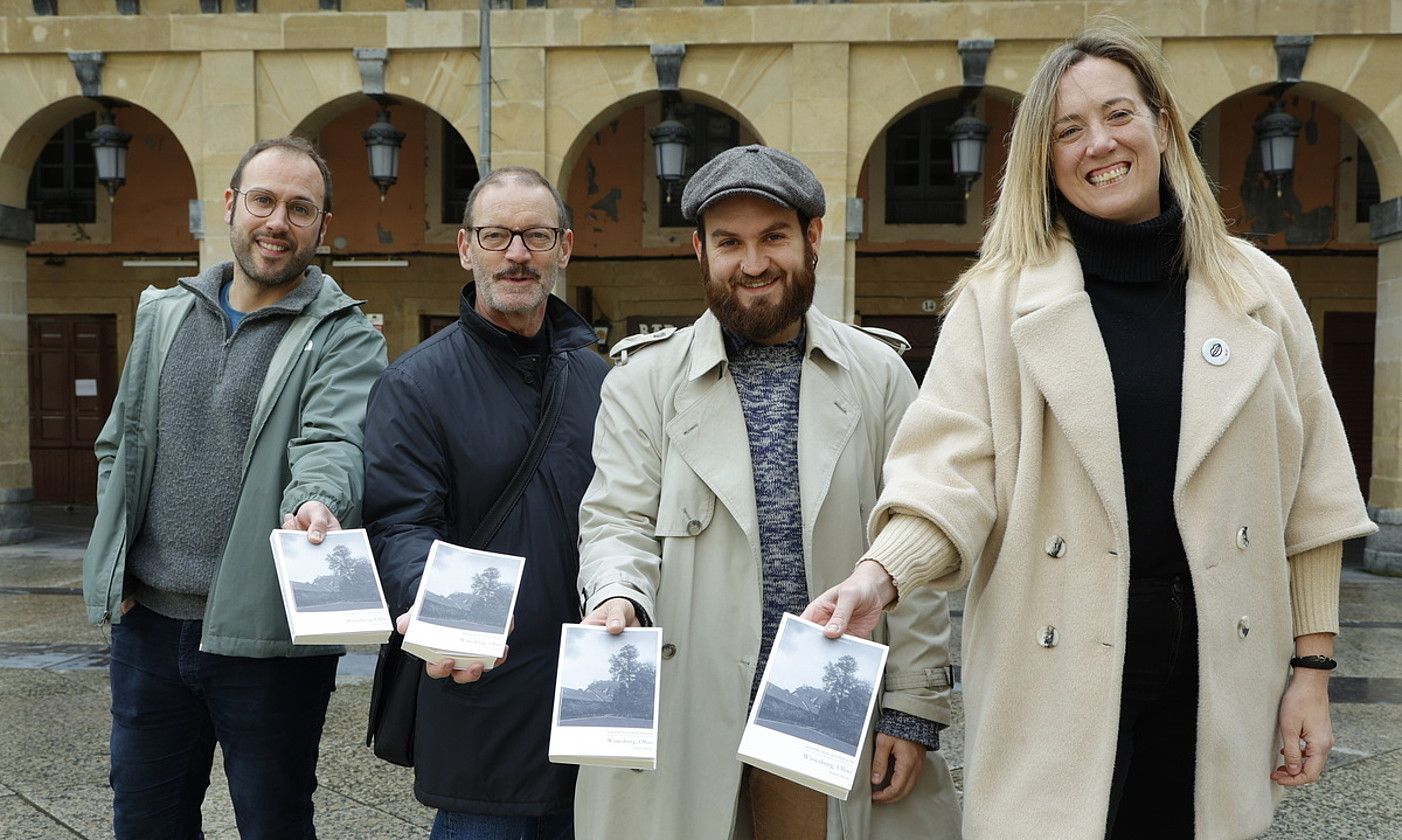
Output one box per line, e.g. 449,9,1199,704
680,144,826,221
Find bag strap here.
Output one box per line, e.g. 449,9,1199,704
465,361,571,550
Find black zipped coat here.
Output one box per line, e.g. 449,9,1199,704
364,283,609,815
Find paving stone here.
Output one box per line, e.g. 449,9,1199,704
1264,748,1402,839
0,790,83,840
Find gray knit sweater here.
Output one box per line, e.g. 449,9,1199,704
126,264,324,619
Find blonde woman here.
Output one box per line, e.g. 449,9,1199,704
805,22,1373,840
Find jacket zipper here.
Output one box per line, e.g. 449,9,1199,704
99,530,128,641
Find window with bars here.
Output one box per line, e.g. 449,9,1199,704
884,99,967,226
442,122,481,225
660,103,742,229
27,113,97,225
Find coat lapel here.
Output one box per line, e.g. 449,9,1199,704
796,315,861,548
1175,270,1274,495
1009,241,1128,538
665,315,760,546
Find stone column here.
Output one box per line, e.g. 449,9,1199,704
491,47,547,174
198,51,258,272
790,42,853,322
0,204,34,544
1365,196,1402,575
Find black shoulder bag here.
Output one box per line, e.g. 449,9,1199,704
366,363,571,767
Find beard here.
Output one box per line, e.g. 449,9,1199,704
230,225,319,289
476,261,558,315
701,241,816,343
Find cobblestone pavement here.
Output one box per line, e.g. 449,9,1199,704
1,506,1398,838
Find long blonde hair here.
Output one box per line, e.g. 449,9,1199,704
948,20,1251,313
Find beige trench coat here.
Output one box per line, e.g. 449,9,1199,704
873,239,1375,840
576,308,962,840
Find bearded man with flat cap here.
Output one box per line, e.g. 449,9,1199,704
574,145,962,840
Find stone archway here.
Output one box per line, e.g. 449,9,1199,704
0,79,201,539
556,89,764,344
849,85,1018,383
1184,46,1402,572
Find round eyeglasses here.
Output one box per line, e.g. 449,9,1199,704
471,226,563,252
234,189,324,228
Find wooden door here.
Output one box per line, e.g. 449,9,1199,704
1321,310,1375,500
421,314,457,340
28,315,118,503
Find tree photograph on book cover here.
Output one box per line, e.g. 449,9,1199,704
558,627,658,729
277,532,384,613
418,548,520,633
753,619,881,756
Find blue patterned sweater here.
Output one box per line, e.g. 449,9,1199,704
726,327,940,750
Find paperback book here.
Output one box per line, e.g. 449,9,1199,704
737,613,889,800
549,624,662,770
402,540,524,669
269,528,393,645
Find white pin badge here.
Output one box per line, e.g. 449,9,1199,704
1202,338,1230,366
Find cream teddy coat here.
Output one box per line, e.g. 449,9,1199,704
869,239,1374,840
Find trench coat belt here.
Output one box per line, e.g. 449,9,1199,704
883,665,955,692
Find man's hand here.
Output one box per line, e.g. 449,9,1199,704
801,560,898,640
1271,668,1333,786
581,597,640,634
394,613,508,685
283,501,340,545
870,733,924,804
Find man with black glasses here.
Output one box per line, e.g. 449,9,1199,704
84,136,386,839
364,166,608,839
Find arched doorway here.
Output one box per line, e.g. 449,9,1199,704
559,91,762,350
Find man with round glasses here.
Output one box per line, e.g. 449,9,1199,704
365,166,608,839
83,136,386,839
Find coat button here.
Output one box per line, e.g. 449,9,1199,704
1045,536,1066,558
661,643,677,660
1237,616,1250,639
1236,526,1249,550
686,519,702,536
1037,626,1058,648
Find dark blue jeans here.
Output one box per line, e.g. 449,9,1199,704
1106,574,1199,839
430,810,575,840
108,603,339,840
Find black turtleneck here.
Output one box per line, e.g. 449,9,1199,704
1059,191,1189,581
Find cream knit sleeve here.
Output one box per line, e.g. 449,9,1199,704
862,513,960,599
1289,541,1343,638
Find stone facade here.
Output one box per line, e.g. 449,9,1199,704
1,0,1401,544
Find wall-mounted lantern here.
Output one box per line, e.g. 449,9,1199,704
949,106,990,199
951,38,994,202
362,102,406,201
88,108,131,201
649,110,691,204
1253,98,1301,198
649,43,692,205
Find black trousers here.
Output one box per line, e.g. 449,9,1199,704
1106,574,1199,839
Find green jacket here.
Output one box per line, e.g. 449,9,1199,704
82,266,388,658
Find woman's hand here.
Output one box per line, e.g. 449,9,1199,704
1271,668,1333,786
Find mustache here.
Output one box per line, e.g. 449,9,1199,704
254,230,292,245
493,266,542,281
727,267,784,287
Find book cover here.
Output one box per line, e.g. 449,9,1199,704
549,624,662,770
737,613,889,800
402,540,524,669
268,528,393,645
